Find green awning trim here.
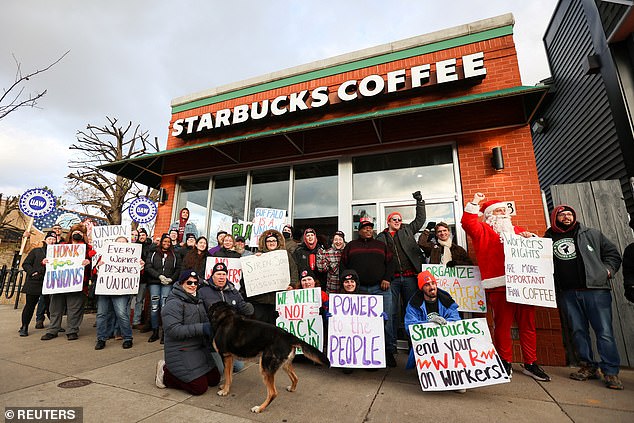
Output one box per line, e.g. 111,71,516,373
172,25,514,114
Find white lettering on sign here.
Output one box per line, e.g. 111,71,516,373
171,52,488,137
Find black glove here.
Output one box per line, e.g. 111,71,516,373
412,191,422,202
425,221,436,231
445,260,455,268
625,286,634,303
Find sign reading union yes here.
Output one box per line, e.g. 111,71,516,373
409,318,509,391
171,52,487,137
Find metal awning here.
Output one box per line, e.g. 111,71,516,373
100,85,549,188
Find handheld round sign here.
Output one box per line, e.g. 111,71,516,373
19,188,56,218
129,196,158,224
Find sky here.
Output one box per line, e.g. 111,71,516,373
0,0,560,206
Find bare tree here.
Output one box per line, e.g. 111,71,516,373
0,51,69,121
0,193,20,231
66,117,160,224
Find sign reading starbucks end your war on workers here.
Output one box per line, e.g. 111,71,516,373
501,233,556,308
409,318,509,391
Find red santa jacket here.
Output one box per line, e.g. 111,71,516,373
460,203,524,289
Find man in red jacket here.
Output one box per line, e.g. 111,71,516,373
461,192,550,382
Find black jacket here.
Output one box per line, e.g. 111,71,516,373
21,244,47,296
145,248,180,285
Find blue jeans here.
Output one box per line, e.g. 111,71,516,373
36,295,48,323
149,284,172,329
358,284,394,354
389,275,418,351
133,283,147,325
96,295,133,341
561,289,620,376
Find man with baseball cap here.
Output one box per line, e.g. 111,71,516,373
376,190,427,360
341,217,396,367
461,192,550,382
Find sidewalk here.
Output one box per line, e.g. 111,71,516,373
1,304,632,423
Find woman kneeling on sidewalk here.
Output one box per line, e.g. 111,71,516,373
155,269,220,395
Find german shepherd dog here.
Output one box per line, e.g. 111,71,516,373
208,302,330,413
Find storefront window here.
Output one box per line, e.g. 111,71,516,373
248,167,290,220
293,161,338,236
352,146,455,200
209,173,246,241
175,178,209,238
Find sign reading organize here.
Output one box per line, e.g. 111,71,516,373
19,188,56,218
128,197,158,223
422,265,486,313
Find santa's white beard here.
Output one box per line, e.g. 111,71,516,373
486,214,515,234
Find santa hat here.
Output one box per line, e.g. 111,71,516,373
417,270,436,290
480,200,509,216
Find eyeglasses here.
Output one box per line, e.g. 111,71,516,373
185,280,199,286
558,212,574,217
391,218,402,222
266,239,278,243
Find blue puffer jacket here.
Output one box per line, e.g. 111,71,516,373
161,283,214,382
404,288,460,369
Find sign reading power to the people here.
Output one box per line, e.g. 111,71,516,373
19,188,56,218
128,196,158,223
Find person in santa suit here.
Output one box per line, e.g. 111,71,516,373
461,192,551,382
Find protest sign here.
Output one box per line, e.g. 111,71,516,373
128,197,157,224
205,256,242,289
43,244,87,294
240,250,291,297
91,225,130,256
19,188,56,218
327,294,385,368
209,210,233,245
501,233,556,308
409,318,510,391
249,208,286,247
231,220,253,243
95,242,142,295
422,265,486,313
276,288,323,353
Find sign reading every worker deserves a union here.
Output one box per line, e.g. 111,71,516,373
276,287,323,354
95,242,142,295
409,318,509,391
327,294,385,368
501,233,556,308
43,244,87,294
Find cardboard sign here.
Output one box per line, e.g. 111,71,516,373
409,318,510,391
422,265,486,312
205,257,242,289
91,225,130,256
501,233,557,308
249,208,286,247
276,288,323,353
240,250,291,297
327,294,385,368
43,244,86,294
95,242,142,295
231,220,253,243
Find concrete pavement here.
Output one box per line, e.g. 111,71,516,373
0,304,632,423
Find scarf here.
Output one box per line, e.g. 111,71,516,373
437,237,453,265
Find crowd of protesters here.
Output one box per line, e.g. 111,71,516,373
18,193,634,393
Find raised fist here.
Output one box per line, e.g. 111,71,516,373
472,192,485,204
412,191,423,202
425,221,436,231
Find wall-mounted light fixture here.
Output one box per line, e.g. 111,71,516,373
158,187,168,204
583,54,601,75
491,146,504,171
531,117,547,134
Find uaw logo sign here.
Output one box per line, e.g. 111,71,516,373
19,188,56,218
128,197,157,224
